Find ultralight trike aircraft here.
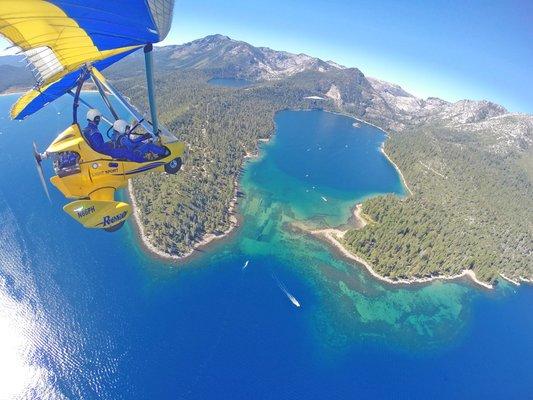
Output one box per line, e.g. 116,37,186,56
1,0,185,232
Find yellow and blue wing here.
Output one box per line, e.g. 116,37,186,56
0,0,174,119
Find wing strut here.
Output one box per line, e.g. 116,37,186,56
90,69,119,121
67,90,114,126
143,44,159,136
90,67,154,135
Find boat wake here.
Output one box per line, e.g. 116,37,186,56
272,274,301,308
242,260,250,270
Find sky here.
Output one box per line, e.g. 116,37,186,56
1,0,531,112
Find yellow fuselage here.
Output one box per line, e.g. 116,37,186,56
45,124,185,231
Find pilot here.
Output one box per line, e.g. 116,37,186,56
111,119,167,162
83,109,109,154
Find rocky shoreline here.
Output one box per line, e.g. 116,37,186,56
380,144,413,196
127,127,269,263
304,200,532,289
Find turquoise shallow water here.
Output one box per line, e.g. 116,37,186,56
0,95,531,399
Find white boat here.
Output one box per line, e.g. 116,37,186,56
272,274,301,308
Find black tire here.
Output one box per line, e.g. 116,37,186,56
164,157,182,174
104,220,125,233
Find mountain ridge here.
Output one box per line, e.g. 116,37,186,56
2,34,526,121
155,34,515,117
148,35,530,153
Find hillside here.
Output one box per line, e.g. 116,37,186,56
0,64,33,93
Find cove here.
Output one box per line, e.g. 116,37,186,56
0,95,532,399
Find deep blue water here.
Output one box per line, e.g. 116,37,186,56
207,77,252,88
0,95,531,399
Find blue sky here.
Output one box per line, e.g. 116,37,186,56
1,1,531,112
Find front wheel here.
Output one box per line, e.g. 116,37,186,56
164,157,182,174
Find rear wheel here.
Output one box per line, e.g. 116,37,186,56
164,157,182,174
104,220,125,233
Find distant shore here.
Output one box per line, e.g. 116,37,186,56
1,85,98,97
0,89,25,96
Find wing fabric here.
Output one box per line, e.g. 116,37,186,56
12,49,138,121
0,0,175,120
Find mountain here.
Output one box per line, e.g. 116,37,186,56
0,64,34,93
1,34,530,155
156,34,341,80
0,54,25,67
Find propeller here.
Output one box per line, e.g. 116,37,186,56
32,142,51,203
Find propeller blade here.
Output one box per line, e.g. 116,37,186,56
33,142,51,203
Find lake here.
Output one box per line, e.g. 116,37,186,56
208,77,253,88
0,94,531,399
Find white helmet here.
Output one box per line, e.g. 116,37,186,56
112,119,129,134
86,108,101,122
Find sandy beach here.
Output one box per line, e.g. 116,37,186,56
499,273,533,286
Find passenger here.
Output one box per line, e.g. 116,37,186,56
111,119,167,162
83,109,109,154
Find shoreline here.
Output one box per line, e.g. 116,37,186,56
379,144,413,196
128,180,239,262
1,87,99,96
305,221,494,290
304,203,531,290
302,110,501,289
499,273,533,286
0,90,25,96
294,203,496,290
127,129,268,263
